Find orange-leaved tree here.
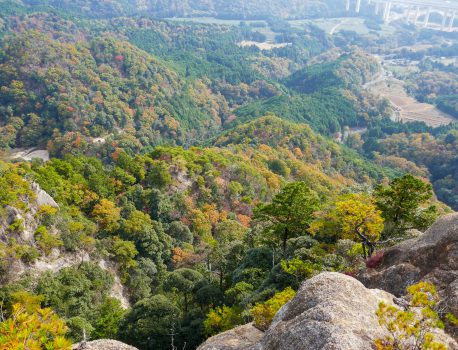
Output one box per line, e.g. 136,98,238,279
0,292,71,350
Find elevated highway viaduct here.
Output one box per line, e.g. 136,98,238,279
345,0,458,30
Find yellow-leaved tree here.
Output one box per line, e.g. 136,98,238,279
0,292,71,350
203,305,243,337
309,193,384,258
250,287,296,331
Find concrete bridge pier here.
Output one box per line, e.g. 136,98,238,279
406,5,412,23
423,7,432,27
342,0,458,31
383,2,392,23
442,12,448,30
449,12,456,31
414,6,421,24
356,0,362,13
375,1,380,15
383,2,388,22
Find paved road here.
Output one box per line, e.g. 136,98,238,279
330,18,350,35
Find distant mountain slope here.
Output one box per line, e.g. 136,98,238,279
233,51,384,134
0,28,231,148
212,116,398,189
0,9,349,151
285,51,380,94
6,0,343,19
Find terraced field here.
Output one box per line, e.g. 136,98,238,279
367,70,456,127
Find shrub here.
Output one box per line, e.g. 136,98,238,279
13,243,40,264
36,205,58,226
167,221,193,245
146,161,172,189
7,219,24,234
281,258,321,282
374,282,446,350
0,292,71,350
250,287,296,331
91,298,126,340
110,237,138,281
66,316,94,342
34,226,63,255
267,159,290,178
204,305,244,336
366,251,384,268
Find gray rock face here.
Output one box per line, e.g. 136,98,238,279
1,182,58,244
199,273,394,350
198,323,264,350
10,148,50,162
72,340,138,350
31,182,59,208
260,272,394,350
199,272,458,350
358,213,458,321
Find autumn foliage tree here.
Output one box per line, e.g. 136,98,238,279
91,199,121,233
204,305,244,336
375,282,447,350
250,287,296,331
0,292,71,350
309,194,384,258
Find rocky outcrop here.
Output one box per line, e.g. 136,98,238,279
31,182,59,208
0,182,130,309
10,148,50,162
72,340,138,350
260,273,394,350
1,182,58,243
198,323,264,350
199,272,457,350
359,213,458,319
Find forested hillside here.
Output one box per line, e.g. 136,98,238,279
1,0,344,19
0,12,385,151
0,138,443,349
234,50,385,133
0,2,457,350
0,30,220,146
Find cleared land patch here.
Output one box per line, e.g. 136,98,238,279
367,73,456,127
238,41,291,50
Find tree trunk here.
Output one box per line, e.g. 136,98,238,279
368,243,375,257
282,227,289,253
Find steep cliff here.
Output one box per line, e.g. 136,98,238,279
0,180,130,308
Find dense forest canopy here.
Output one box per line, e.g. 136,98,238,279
1,0,345,19
0,1,457,349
